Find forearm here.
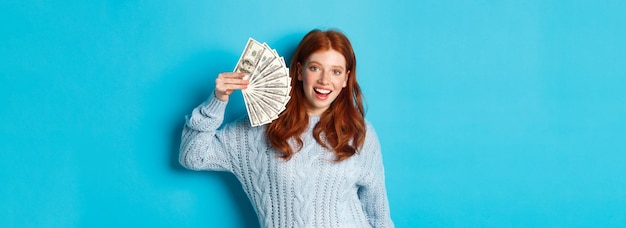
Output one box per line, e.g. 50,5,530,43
179,95,230,171
359,181,394,228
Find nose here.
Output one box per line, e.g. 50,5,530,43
318,70,330,84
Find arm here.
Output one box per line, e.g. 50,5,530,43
179,95,231,171
357,125,394,228
179,72,249,171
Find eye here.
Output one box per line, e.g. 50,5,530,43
309,66,319,71
332,69,342,75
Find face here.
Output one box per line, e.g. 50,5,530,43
298,49,350,116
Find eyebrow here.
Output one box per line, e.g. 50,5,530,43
308,61,345,70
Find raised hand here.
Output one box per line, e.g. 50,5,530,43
214,72,249,102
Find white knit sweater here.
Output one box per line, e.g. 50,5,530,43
179,95,394,228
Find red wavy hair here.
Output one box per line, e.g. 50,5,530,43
266,29,366,162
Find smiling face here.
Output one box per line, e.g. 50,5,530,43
298,49,350,116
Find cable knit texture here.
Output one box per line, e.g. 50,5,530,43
180,95,394,228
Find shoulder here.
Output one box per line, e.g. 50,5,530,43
353,119,386,174
364,119,380,144
357,119,381,158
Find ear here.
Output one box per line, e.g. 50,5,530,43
297,62,303,81
342,70,350,88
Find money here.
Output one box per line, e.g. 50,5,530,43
234,38,292,127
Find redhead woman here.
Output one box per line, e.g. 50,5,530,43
180,29,393,227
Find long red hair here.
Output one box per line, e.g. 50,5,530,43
266,29,366,161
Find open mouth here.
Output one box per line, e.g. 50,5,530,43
314,88,331,95
313,87,332,100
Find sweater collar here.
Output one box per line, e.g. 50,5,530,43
308,115,321,130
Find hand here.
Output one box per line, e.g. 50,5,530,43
214,72,249,101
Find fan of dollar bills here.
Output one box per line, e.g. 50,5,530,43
234,38,292,127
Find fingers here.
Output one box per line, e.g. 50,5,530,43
219,72,247,79
214,72,249,101
216,72,249,91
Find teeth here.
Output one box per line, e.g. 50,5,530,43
314,88,331,94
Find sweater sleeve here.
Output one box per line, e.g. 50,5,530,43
357,123,394,228
179,95,233,172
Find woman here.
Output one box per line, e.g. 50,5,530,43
180,29,393,227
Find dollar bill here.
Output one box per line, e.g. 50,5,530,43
248,92,281,116
234,38,266,74
235,37,292,126
241,91,260,125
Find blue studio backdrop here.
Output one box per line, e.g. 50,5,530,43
1,1,625,227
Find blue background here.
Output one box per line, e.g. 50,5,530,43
2,0,625,227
